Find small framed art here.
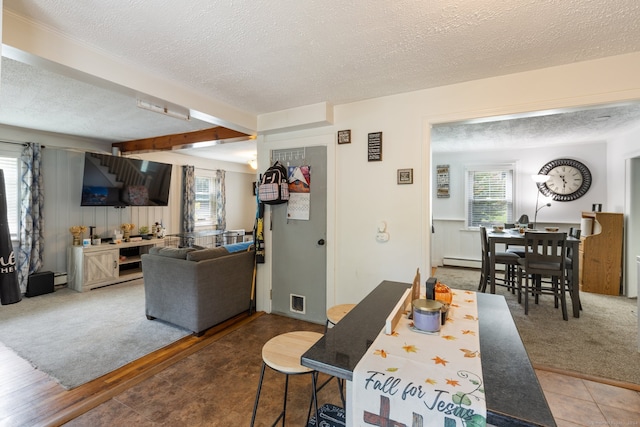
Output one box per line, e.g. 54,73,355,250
337,129,351,144
397,168,413,184
368,132,382,161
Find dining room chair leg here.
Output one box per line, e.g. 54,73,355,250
524,274,530,315
559,278,568,321
516,267,523,304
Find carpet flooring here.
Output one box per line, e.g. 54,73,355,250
434,267,640,386
0,280,190,389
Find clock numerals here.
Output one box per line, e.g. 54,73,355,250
537,159,592,201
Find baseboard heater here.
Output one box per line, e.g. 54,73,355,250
441,257,507,272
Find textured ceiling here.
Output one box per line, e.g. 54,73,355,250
2,0,640,162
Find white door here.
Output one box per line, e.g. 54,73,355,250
271,146,327,324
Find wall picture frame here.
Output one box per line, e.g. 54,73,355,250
337,129,351,144
397,168,413,184
368,132,383,161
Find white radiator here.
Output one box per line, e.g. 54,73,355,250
441,257,505,272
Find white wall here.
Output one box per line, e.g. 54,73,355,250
608,123,640,297
431,142,607,267
255,52,640,312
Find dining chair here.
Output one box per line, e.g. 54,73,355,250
565,228,582,311
478,226,520,293
516,232,568,320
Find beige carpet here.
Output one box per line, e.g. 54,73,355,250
0,281,190,389
434,266,640,386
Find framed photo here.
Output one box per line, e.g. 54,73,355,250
397,168,413,184
368,132,382,161
337,129,351,144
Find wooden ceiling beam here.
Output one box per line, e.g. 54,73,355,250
112,127,253,153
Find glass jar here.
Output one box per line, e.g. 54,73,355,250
412,299,443,332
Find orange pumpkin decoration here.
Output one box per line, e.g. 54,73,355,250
434,281,453,305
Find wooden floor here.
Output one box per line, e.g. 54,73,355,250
0,312,258,427
2,310,640,426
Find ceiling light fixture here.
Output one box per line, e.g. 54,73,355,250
136,99,190,121
248,159,258,170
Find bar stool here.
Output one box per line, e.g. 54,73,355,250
324,304,356,333
251,331,321,426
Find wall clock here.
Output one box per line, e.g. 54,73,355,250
537,158,592,201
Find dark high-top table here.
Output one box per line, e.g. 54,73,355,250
301,280,556,427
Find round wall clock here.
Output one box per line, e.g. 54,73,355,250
537,158,592,201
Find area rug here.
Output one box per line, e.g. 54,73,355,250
0,281,190,389
434,267,640,386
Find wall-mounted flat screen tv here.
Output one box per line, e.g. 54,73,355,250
81,152,172,207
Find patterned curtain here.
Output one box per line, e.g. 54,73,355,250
17,143,44,292
215,169,226,231
182,165,195,233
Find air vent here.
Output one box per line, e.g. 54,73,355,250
290,294,306,314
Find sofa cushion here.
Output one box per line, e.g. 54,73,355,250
148,246,196,259
186,246,230,262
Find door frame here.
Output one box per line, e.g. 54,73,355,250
255,131,336,317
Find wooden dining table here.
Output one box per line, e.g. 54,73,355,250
488,229,581,318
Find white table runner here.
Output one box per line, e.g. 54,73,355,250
351,290,487,427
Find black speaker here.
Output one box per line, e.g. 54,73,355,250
26,271,54,297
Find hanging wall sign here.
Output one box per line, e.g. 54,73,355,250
368,132,382,161
437,164,450,198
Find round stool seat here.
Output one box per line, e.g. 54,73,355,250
262,331,322,374
327,304,356,325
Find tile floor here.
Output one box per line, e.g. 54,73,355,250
63,314,640,426
537,370,640,427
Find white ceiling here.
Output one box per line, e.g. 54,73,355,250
2,1,640,161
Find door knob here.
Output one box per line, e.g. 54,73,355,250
317,239,325,246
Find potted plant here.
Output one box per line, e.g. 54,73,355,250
120,223,135,242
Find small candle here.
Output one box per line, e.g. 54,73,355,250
412,299,443,332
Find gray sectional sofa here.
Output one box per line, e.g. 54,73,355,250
141,244,255,335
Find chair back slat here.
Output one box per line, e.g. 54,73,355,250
479,226,489,259
523,232,566,269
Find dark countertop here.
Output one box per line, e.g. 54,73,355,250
301,280,556,427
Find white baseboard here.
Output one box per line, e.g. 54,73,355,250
441,258,506,272
442,257,481,269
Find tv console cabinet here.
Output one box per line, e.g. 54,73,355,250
67,238,165,292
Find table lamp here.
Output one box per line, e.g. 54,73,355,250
532,174,552,229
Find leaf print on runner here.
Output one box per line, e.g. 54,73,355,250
432,356,448,366
373,349,388,358
402,344,418,353
460,349,480,358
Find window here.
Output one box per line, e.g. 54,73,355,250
466,165,514,227
0,155,20,240
194,174,218,225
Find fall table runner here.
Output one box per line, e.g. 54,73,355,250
351,290,486,427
